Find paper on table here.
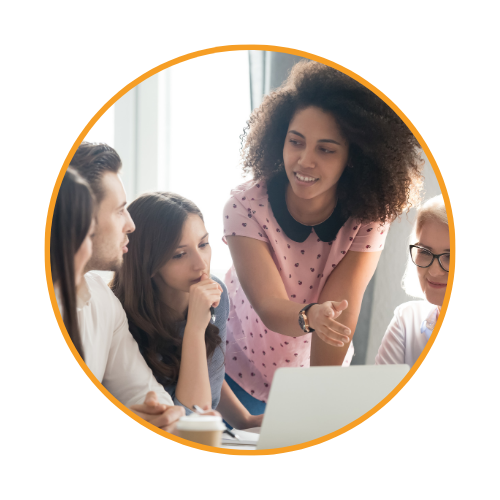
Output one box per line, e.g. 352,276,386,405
221,428,260,446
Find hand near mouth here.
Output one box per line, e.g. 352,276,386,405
199,273,223,307
187,273,223,330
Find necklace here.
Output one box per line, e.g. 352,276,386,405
285,191,338,227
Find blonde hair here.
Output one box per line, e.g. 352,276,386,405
402,195,449,298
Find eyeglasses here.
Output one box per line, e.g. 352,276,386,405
409,245,450,272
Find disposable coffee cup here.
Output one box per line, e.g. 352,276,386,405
176,414,226,447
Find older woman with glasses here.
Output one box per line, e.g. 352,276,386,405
375,195,450,367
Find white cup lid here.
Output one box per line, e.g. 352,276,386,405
176,413,226,432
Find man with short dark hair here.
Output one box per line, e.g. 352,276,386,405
71,142,133,273
70,142,184,431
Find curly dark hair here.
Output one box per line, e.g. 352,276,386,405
241,60,423,223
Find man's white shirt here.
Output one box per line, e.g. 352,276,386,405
76,272,173,407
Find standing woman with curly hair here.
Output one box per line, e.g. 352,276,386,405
222,60,423,413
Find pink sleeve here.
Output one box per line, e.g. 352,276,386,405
222,195,270,244
350,220,390,252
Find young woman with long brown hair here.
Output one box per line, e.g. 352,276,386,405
111,192,262,429
51,167,95,360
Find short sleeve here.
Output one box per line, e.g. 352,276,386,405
222,195,270,244
375,308,406,365
350,220,390,252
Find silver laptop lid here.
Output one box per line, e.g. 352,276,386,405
257,364,409,450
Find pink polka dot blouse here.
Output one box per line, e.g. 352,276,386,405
222,175,389,402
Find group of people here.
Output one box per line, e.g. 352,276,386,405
50,61,450,434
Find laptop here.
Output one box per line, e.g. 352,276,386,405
249,364,409,450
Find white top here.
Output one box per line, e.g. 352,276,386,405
76,272,174,407
375,300,439,368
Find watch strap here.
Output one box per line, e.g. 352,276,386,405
299,303,318,333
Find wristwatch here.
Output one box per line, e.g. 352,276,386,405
298,303,318,333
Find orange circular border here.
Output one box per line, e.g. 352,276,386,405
45,44,455,455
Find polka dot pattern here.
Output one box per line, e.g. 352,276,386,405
222,180,389,402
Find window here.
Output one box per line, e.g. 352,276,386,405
86,51,251,280
168,51,251,278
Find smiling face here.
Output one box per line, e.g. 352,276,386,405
86,172,136,272
153,214,211,297
283,106,350,203
415,218,450,307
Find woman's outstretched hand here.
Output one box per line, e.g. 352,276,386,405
308,300,350,347
187,273,223,331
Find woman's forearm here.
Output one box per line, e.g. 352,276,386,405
310,250,382,366
175,322,212,410
256,298,309,338
227,236,309,338
227,236,362,346
216,380,262,429
310,306,360,365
